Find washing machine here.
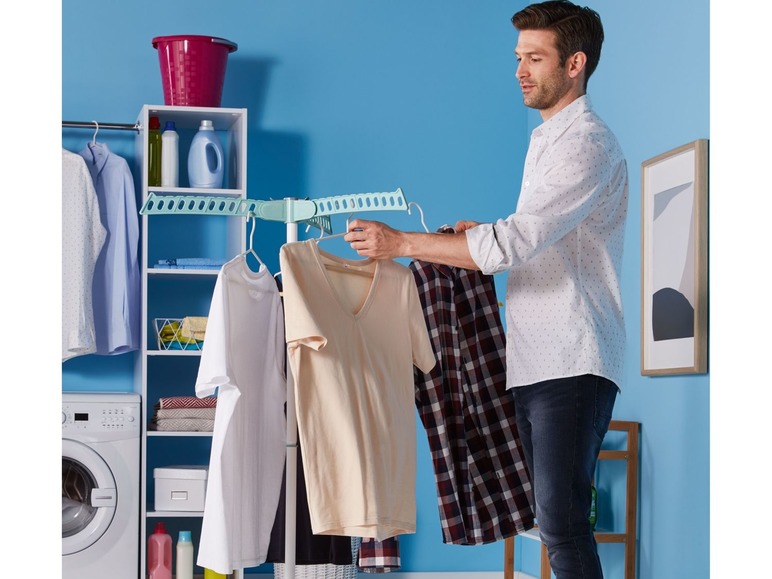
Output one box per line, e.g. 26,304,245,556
62,392,141,579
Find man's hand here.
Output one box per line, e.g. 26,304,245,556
344,219,405,260
454,220,481,232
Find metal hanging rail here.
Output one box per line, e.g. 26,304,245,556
62,120,141,132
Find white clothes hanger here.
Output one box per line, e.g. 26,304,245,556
315,212,356,242
407,201,430,233
312,213,374,278
91,120,99,146
243,212,266,271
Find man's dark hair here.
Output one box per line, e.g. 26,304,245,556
512,0,604,89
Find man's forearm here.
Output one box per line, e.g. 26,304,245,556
399,230,480,270
345,218,480,270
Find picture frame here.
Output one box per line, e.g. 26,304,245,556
640,139,708,376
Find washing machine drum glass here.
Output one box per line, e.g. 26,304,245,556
61,439,117,555
62,459,99,537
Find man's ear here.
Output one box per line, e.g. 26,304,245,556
566,51,587,80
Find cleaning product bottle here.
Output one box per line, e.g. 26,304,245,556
187,119,224,188
148,115,162,186
204,569,227,579
161,120,179,187
147,521,172,579
176,530,194,579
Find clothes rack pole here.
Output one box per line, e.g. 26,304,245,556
284,213,299,579
140,189,408,579
62,120,141,131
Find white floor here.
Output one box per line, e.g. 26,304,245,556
356,574,536,579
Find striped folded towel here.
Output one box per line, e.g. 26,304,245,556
155,396,217,410
154,407,216,420
150,418,215,432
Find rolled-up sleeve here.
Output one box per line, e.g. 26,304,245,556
466,222,509,275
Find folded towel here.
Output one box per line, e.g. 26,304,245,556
180,317,208,341
154,407,216,420
150,417,215,432
155,396,217,410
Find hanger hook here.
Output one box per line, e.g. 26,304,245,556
92,120,99,145
245,212,266,269
248,212,258,251
345,212,356,231
305,222,326,239
407,201,429,233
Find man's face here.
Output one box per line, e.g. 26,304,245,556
514,29,573,115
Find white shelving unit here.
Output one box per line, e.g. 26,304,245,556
134,104,248,578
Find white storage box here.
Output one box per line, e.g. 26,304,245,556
154,465,208,512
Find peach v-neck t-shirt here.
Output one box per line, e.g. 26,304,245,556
279,240,436,540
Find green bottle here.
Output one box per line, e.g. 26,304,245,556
148,116,162,187
589,484,598,530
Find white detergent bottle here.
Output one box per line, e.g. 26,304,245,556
188,119,224,188
161,121,179,187
175,530,194,579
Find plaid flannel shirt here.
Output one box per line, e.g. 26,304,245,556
409,259,535,544
358,537,400,573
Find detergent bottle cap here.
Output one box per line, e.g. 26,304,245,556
199,120,214,130
154,521,168,534
178,531,192,542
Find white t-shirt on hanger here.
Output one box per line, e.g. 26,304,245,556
195,255,287,574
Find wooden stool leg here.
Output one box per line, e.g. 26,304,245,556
540,543,551,579
503,537,514,579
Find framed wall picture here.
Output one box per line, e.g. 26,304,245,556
641,139,708,375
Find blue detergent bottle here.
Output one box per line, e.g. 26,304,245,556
188,119,224,188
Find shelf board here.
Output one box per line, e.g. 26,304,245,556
144,104,246,130
148,431,213,437
147,509,204,518
146,349,202,357
147,268,220,277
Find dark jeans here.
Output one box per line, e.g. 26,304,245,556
513,374,618,579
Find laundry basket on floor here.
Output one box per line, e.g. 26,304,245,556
273,538,360,579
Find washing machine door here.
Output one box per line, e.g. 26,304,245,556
62,438,118,555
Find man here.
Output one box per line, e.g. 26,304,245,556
344,2,628,577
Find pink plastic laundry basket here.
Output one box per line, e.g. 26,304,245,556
152,35,238,107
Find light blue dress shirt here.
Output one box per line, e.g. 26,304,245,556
79,142,140,355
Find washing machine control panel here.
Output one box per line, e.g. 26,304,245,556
62,394,141,435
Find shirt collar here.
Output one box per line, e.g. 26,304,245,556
531,94,593,144
81,142,111,177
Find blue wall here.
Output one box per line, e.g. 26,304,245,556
62,0,709,576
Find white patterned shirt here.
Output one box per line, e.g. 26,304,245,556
62,149,106,361
466,95,628,389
